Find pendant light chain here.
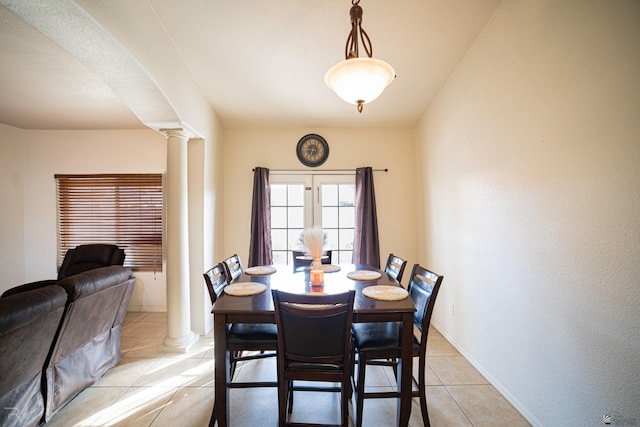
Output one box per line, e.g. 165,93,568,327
345,0,373,60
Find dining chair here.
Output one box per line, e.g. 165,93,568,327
291,249,333,270
221,253,244,281
203,262,277,382
384,253,408,284
351,264,444,427
272,289,355,427
220,252,278,366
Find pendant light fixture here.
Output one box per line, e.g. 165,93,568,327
324,0,395,113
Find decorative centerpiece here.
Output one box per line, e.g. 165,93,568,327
303,225,326,285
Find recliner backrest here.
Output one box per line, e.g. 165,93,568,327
57,244,125,280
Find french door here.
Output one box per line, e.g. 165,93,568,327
269,174,355,266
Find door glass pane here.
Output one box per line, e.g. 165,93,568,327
322,206,338,228
339,184,355,206
288,207,304,228
272,251,287,265
288,185,305,205
338,206,355,227
322,184,338,205
271,206,287,228
271,229,287,250
339,229,354,250
325,229,338,250
288,228,304,251
271,184,287,205
338,250,353,264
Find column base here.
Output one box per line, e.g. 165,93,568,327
158,331,199,353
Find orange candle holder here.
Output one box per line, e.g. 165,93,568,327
310,269,324,285
310,284,325,293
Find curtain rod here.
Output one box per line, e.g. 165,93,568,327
252,168,388,174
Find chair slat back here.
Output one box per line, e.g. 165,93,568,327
321,250,333,265
203,263,228,304
407,264,444,333
292,250,333,270
292,250,311,270
222,253,243,282
272,290,355,365
384,253,408,284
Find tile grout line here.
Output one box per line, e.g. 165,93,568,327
442,384,476,427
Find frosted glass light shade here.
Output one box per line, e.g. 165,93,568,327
324,57,395,108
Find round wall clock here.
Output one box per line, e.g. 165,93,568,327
296,134,329,167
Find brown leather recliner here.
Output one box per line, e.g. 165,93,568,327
0,286,67,427
0,265,136,424
57,244,126,280
44,265,135,421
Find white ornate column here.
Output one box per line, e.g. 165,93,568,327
159,128,198,353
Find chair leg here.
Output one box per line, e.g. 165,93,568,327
278,378,288,427
229,351,240,380
392,358,398,379
355,355,367,427
287,380,294,413
341,381,349,427
349,338,356,398
229,362,236,380
418,359,430,427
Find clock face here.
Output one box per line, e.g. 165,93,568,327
296,134,329,167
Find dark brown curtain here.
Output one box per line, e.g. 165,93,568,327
248,167,273,267
352,167,380,268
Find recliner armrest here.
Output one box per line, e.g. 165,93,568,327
1,279,59,298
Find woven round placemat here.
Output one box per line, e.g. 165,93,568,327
347,270,382,281
245,266,277,275
224,282,267,296
362,285,409,301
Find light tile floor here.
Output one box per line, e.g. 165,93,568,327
45,312,531,426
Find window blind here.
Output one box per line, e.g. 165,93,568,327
55,174,163,272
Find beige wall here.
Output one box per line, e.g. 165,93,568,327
0,127,169,312
0,124,26,288
223,128,418,268
415,0,640,425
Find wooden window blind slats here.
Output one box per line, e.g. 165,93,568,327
55,174,163,272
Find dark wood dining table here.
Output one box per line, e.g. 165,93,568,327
211,264,416,427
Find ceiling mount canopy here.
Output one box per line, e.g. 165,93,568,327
324,0,396,113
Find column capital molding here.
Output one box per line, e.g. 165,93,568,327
159,128,189,140
154,121,201,139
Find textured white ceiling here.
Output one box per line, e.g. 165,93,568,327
0,0,501,130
